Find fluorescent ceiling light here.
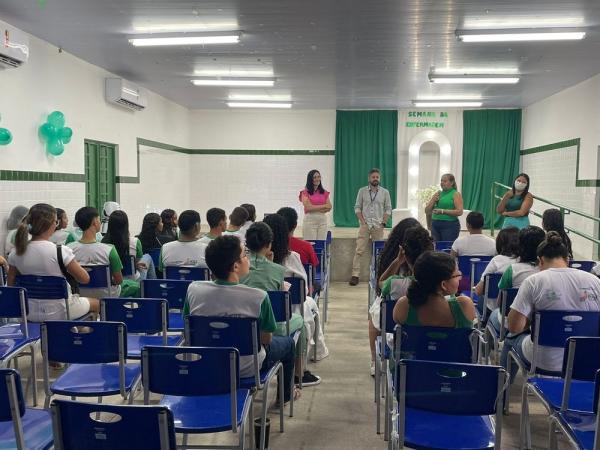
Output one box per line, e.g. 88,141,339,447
133,22,238,33
129,34,240,46
227,102,292,109
434,68,518,75
228,94,292,102
429,74,519,84
463,17,584,29
413,101,483,107
194,69,274,77
192,78,275,87
456,28,586,42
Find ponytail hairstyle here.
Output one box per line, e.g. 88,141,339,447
262,214,290,264
407,251,456,308
537,231,569,261
542,208,573,258
15,203,56,255
102,210,130,262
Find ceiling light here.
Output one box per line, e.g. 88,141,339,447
228,94,292,102
429,73,519,84
227,102,292,109
195,69,274,77
413,101,483,107
129,34,240,47
463,17,584,29
456,28,586,42
133,22,239,33
192,78,275,87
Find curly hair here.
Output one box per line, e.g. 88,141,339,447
376,218,420,288
263,214,290,264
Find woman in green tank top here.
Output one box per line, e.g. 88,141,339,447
425,173,464,242
393,251,475,329
497,173,533,230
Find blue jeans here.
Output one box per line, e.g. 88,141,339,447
137,254,157,280
431,220,460,242
501,331,530,382
262,335,295,402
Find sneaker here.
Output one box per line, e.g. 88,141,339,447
295,370,321,387
370,361,376,377
349,276,359,286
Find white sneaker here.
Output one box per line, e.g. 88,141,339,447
370,361,376,377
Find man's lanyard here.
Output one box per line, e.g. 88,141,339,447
368,188,378,204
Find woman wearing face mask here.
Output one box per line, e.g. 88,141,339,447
497,173,533,229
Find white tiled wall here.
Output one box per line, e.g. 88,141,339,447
522,145,598,259
0,181,85,254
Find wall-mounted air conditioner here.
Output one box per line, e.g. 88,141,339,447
105,78,148,111
0,20,29,68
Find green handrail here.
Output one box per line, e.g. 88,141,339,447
490,181,600,248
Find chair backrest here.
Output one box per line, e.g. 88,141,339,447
15,275,69,300
51,400,177,450
457,255,493,280
41,321,125,364
164,266,210,281
101,298,167,335
302,264,314,291
0,369,27,450
185,315,258,358
569,260,596,272
395,325,475,363
80,265,112,289
380,297,396,333
499,288,519,317
434,240,454,252
396,359,506,416
484,273,503,300
147,248,161,270
268,291,292,324
0,265,6,286
561,337,600,411
472,260,491,288
533,310,600,349
141,279,192,311
285,276,306,307
371,240,386,269
121,255,136,277
0,286,28,320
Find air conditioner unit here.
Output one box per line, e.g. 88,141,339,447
0,20,29,68
105,78,148,111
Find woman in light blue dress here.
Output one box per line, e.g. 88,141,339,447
497,173,533,229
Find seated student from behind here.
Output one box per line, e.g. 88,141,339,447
160,209,208,272
67,206,125,298
451,211,496,257
198,208,227,245
276,207,319,268
239,203,256,238
7,203,97,321
393,251,475,328
504,232,600,379
223,207,249,244
183,236,296,402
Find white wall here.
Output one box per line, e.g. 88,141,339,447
521,74,600,259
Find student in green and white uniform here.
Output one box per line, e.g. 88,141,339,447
425,173,464,242
49,208,71,245
159,210,208,272
198,208,227,245
487,225,545,335
497,173,534,230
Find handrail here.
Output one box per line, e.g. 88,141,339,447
490,182,600,248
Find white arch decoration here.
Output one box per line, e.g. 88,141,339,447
407,130,452,218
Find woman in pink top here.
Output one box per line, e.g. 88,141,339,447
299,169,332,240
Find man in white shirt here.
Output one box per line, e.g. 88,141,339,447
198,208,227,245
160,210,207,271
451,211,496,257
223,207,249,245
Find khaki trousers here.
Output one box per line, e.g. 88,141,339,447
302,212,328,240
351,223,384,277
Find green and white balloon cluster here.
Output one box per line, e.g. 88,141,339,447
0,114,12,146
39,111,73,156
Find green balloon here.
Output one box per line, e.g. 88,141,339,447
59,127,73,143
0,128,12,145
39,123,57,140
48,111,65,129
47,139,64,156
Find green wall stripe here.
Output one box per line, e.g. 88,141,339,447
0,170,85,182
520,138,580,155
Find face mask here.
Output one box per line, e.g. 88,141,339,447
514,181,528,191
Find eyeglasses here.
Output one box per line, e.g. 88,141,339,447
450,272,462,279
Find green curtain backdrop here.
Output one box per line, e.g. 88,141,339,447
333,110,398,227
462,109,522,228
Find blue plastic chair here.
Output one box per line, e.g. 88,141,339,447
374,297,395,438
526,337,600,449
570,260,596,272
0,287,39,405
394,359,507,449
484,284,517,362
51,399,177,450
308,239,331,326
141,279,192,332
434,240,454,252
100,298,183,359
548,370,600,450
478,272,502,324
147,248,161,271
164,265,210,281
457,255,492,295
40,321,142,408
0,368,52,450
514,313,600,449
368,240,386,314
121,255,136,278
79,265,113,297
185,316,283,450
470,259,492,312
15,275,88,320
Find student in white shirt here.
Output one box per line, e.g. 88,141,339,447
503,232,600,379
239,203,256,239
7,203,96,322
159,210,208,272
49,208,73,245
223,207,249,244
474,226,519,299
451,211,496,257
198,208,227,245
